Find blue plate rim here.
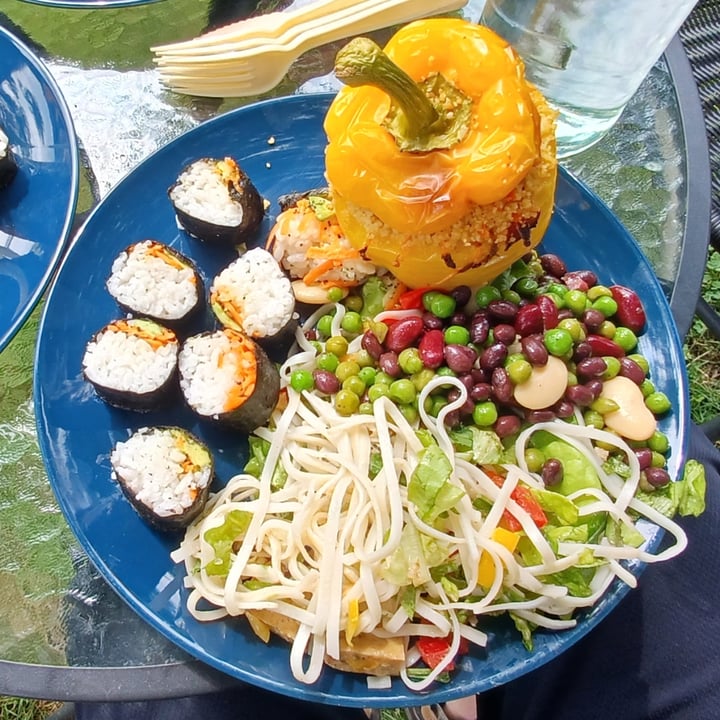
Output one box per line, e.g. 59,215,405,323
0,24,79,353
34,92,689,707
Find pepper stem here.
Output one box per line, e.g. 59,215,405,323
334,37,471,153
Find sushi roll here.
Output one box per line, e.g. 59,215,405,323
106,240,203,327
178,328,280,433
210,247,297,354
0,126,17,190
168,157,265,246
110,426,213,530
82,318,179,411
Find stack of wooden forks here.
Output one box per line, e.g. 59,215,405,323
151,0,468,98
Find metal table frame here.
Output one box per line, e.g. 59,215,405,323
0,35,712,704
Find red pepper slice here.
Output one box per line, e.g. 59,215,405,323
397,286,436,310
486,469,548,531
416,635,469,671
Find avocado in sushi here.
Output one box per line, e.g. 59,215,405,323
110,426,213,530
106,239,204,327
0,126,17,190
82,318,179,411
178,328,280,433
168,157,265,246
210,247,297,355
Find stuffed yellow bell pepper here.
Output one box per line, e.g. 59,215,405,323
324,18,557,290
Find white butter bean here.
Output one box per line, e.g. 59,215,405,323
513,356,568,410
600,376,657,441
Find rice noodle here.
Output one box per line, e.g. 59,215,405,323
172,375,687,687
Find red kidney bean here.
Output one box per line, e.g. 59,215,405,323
585,379,604,399
564,384,595,406
361,329,383,359
561,272,589,292
520,334,549,366
515,303,544,337
445,344,477,374
471,368,489,384
418,329,445,369
576,356,608,378
480,342,508,371
470,382,492,402
487,299,519,323
379,351,401,377
458,373,475,392
542,458,564,486
557,309,574,321
422,311,444,330
305,328,319,341
495,414,522,438
582,308,605,333
554,399,576,418
634,448,653,470
493,323,517,345
460,398,476,416
384,316,424,353
491,367,513,403
443,410,461,428
451,285,472,307
619,356,646,385
644,467,671,488
540,253,567,278
536,295,559,329
470,312,490,344
573,340,593,362
450,311,468,327
313,369,340,394
610,285,647,333
526,409,556,423
587,334,625,358
564,269,597,288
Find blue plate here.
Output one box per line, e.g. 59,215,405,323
35,93,689,708
0,25,78,353
19,0,164,7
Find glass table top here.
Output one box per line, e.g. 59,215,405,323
0,0,710,702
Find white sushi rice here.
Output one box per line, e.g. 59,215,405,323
178,331,244,416
169,159,244,227
211,247,294,337
111,428,211,517
106,241,199,320
83,327,178,393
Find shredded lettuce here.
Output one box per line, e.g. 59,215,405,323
244,437,287,489
203,509,253,576
407,444,465,524
449,426,505,464
380,523,450,587
530,431,602,495
635,459,707,518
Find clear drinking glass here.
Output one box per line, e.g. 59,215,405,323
480,0,699,157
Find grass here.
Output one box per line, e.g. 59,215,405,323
0,699,61,720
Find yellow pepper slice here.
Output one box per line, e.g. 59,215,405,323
478,527,521,589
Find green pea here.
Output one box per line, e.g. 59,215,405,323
506,352,525,366
628,353,650,375
587,285,612,301
325,335,348,357
475,285,502,308
513,276,539,298
289,369,314,392
648,430,670,454
444,325,471,346
564,289,588,316
558,317,586,342
398,347,424,375
308,340,322,354
613,326,638,352
598,320,616,338
543,292,565,309
352,349,375,368
344,294,364,313
343,375,366,397
645,391,671,415
411,368,436,391
592,295,619,318
358,366,377,386
525,448,545,473
423,291,456,318
358,401,374,415
502,289,522,305
327,286,345,303
316,314,334,337
316,352,339,373
389,378,417,405
640,379,655,397
374,371,394,386
335,389,360,416
566,370,578,387
399,404,419,424
507,358,532,385
336,359,361,383
651,451,667,468
341,311,363,335
428,396,449,418
544,327,574,356
368,384,389,402
436,366,457,378
583,409,605,429
546,282,568,298
473,401,498,427
591,397,620,415
602,356,621,380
